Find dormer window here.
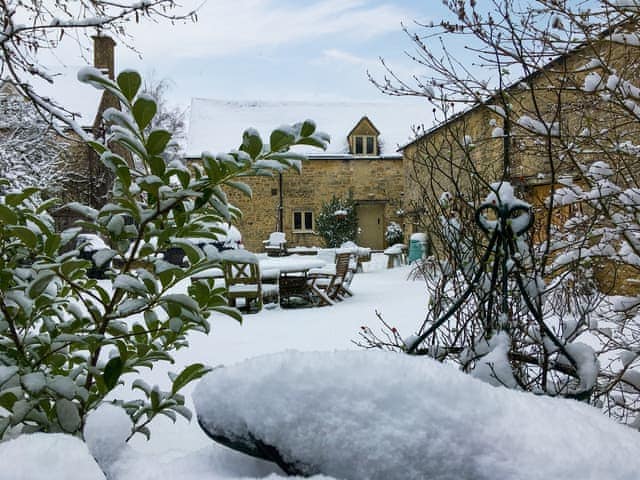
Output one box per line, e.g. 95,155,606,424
348,116,381,156
354,135,376,155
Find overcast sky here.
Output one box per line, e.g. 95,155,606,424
44,0,451,117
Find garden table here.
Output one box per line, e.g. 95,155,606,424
259,255,334,307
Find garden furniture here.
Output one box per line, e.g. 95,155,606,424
220,251,279,312
384,243,407,268
307,251,352,303
263,232,288,257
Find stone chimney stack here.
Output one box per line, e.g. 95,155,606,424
92,35,116,80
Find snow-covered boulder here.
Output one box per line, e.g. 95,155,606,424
0,433,105,480
194,350,640,480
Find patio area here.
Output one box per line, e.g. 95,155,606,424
194,247,376,311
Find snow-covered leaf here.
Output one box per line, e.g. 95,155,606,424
56,399,81,433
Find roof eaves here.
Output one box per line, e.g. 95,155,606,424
397,16,634,152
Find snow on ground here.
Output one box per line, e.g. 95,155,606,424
0,433,105,480
195,349,640,480
4,254,640,479
112,256,428,478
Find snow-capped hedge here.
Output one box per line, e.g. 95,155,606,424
194,350,640,480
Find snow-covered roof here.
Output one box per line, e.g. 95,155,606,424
187,98,429,158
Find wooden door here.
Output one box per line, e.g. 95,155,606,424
356,203,385,249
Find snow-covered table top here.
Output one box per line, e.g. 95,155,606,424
259,255,327,273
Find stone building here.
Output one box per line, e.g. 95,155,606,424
0,36,119,230
398,21,640,291
186,99,427,251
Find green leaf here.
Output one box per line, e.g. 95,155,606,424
0,204,18,224
270,127,296,152
133,96,157,131
117,70,142,102
101,152,129,171
88,141,107,155
214,305,243,323
163,294,199,312
171,363,212,395
0,417,10,437
159,409,177,422
132,379,151,396
56,399,81,433
6,188,39,207
169,317,182,333
60,259,91,278
49,353,67,369
225,180,252,198
35,198,59,214
148,155,166,177
170,240,203,265
240,129,263,159
299,119,316,137
150,388,160,410
296,136,329,150
103,356,125,391
144,310,159,331
147,130,172,156
0,391,18,410
27,271,56,298
79,70,128,104
9,226,38,248
170,405,192,421
137,425,151,440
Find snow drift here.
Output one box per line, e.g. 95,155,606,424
194,350,640,480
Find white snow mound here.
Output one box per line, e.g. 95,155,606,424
194,350,640,480
0,433,105,480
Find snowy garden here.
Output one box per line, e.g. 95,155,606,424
4,257,640,480
5,1,640,479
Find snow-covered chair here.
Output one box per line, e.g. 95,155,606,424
340,241,371,272
221,251,278,312
307,252,352,303
263,232,287,257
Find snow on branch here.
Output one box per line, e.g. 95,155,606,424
0,0,198,129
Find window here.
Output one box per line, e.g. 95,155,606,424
366,136,375,154
355,136,363,154
353,135,376,155
293,211,314,232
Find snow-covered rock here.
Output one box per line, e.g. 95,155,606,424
0,433,105,480
194,350,640,480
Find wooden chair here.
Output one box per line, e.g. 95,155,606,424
307,252,352,303
221,252,278,312
223,260,263,312
263,232,287,257
342,253,358,297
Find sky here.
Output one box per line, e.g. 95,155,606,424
41,0,451,119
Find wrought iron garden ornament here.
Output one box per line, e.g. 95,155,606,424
406,182,584,395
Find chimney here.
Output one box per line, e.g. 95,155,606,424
92,35,116,80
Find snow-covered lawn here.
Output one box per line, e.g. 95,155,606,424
4,255,640,480
45,255,419,480
126,255,427,462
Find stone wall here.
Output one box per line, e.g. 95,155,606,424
225,156,405,252
401,33,640,294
